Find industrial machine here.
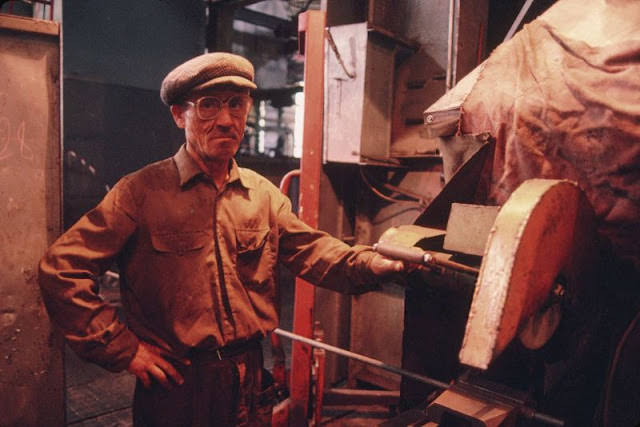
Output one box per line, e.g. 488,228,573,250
281,172,602,426
283,1,639,425
377,174,602,426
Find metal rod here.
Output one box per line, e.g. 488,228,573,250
274,328,565,426
373,242,480,276
504,0,535,42
434,256,480,276
531,411,565,427
274,328,450,389
445,0,456,90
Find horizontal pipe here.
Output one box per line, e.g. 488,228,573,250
274,328,450,389
274,328,565,426
373,242,480,276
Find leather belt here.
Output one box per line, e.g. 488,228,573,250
191,337,262,362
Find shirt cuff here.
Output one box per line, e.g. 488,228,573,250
351,246,382,292
68,325,140,373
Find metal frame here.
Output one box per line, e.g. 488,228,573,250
288,9,326,424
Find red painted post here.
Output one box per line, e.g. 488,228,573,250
289,9,326,425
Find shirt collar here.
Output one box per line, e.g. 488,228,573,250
173,144,252,189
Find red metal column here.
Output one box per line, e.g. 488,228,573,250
289,10,326,424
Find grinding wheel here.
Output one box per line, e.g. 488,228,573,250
459,179,597,369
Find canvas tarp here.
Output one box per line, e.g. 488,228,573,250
424,0,640,274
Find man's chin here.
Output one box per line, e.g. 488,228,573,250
201,148,238,162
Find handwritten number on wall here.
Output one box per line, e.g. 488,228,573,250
17,121,33,161
0,116,34,162
0,117,10,161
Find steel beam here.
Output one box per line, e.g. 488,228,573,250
288,9,326,425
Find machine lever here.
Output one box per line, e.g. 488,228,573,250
373,242,480,276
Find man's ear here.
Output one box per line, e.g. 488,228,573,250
170,104,186,129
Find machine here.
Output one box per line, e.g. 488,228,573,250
283,1,639,425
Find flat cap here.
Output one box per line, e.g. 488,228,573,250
160,52,257,105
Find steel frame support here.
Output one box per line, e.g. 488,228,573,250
289,10,326,424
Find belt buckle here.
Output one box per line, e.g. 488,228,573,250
216,348,222,360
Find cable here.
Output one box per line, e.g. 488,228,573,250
359,167,426,207
382,181,431,206
326,27,356,79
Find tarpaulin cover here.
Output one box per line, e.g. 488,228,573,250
425,0,640,274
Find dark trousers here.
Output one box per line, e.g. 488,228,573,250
133,340,274,426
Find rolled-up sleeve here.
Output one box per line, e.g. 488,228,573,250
38,178,140,372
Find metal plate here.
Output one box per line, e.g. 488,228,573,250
443,203,500,256
0,14,63,425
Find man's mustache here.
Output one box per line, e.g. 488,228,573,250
207,131,239,139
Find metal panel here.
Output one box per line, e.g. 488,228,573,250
349,284,404,390
324,23,394,164
443,203,499,256
324,23,367,164
0,14,63,426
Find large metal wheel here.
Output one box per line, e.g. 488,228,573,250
459,179,598,370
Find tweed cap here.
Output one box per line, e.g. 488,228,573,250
160,52,257,105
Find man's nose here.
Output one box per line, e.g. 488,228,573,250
215,106,234,127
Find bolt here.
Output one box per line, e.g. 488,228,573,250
552,283,565,300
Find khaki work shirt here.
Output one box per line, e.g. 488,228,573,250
39,145,377,372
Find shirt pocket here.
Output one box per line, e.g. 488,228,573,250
235,228,274,288
151,231,210,256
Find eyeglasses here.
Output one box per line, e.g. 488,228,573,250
186,95,252,120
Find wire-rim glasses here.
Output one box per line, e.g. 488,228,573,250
186,95,252,120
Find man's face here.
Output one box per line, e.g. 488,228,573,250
171,87,252,164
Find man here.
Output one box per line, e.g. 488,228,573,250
38,52,403,426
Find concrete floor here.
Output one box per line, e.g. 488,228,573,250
66,345,134,426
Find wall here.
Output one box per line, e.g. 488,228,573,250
0,15,64,426
62,0,206,226
63,0,205,90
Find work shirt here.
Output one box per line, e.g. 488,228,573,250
38,145,378,372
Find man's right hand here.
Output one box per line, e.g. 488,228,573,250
127,341,191,389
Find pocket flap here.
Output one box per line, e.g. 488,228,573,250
236,228,269,253
151,231,209,254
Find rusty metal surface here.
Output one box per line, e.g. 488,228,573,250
0,15,63,426
459,179,593,369
444,203,499,256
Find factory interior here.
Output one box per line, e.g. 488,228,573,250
1,0,639,426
